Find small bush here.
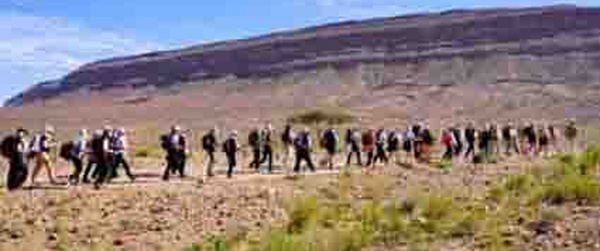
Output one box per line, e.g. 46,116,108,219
541,173,600,205
286,197,320,234
133,145,163,159
287,108,355,125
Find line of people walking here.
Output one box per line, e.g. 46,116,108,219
1,119,580,191
1,125,135,190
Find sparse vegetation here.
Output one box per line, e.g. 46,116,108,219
287,107,355,125
133,145,164,159
184,146,600,251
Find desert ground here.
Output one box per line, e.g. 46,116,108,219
0,82,600,251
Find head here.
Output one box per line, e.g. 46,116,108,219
266,123,273,131
171,125,181,134
94,130,103,138
231,130,238,138
103,125,112,134
16,128,27,138
303,127,310,133
44,125,55,136
78,129,88,138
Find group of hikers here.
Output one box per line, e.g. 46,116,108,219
1,119,580,191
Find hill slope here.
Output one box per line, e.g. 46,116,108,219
7,5,600,107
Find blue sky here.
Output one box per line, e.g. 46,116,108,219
0,0,598,102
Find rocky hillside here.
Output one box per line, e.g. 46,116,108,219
7,5,600,107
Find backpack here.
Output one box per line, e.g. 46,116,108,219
248,130,260,148
59,141,75,160
202,134,214,150
388,131,399,146
160,134,171,150
323,129,337,147
0,135,17,159
565,125,577,139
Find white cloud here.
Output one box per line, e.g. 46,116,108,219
304,0,409,20
0,11,163,93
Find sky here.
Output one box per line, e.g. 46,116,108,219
0,0,598,102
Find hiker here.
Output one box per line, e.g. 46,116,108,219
321,127,339,170
280,124,295,169
248,128,263,171
450,125,463,157
161,126,187,181
441,129,454,161
502,122,520,156
362,129,376,166
564,119,578,153
2,128,29,190
345,128,362,166
294,128,315,173
523,122,537,155
489,123,500,157
202,128,218,177
464,122,477,159
538,126,550,157
372,128,388,166
402,126,415,165
108,128,135,182
548,123,558,155
387,129,401,164
259,124,274,173
420,125,434,162
223,130,240,178
66,129,88,185
29,125,57,186
479,124,491,159
93,126,113,189
412,123,423,160
82,130,101,183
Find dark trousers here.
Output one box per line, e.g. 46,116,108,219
163,150,185,180
82,160,96,183
365,151,374,166
7,153,28,191
443,146,453,160
465,141,475,158
372,145,388,166
346,145,362,166
69,157,84,184
206,150,215,177
110,153,135,181
260,145,273,172
294,149,315,173
504,139,520,155
250,148,261,169
454,142,463,156
93,156,110,186
226,153,236,178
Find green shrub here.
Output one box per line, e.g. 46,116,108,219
541,173,600,205
286,197,320,234
287,108,355,125
133,145,163,159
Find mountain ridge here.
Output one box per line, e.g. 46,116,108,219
7,5,600,107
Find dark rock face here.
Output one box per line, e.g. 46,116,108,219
7,5,600,107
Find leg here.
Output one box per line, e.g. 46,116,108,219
119,154,135,181
70,158,83,184
30,155,42,185
83,160,95,183
294,151,301,173
162,154,173,181
94,158,108,188
305,151,316,172
267,146,273,173
206,151,215,177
